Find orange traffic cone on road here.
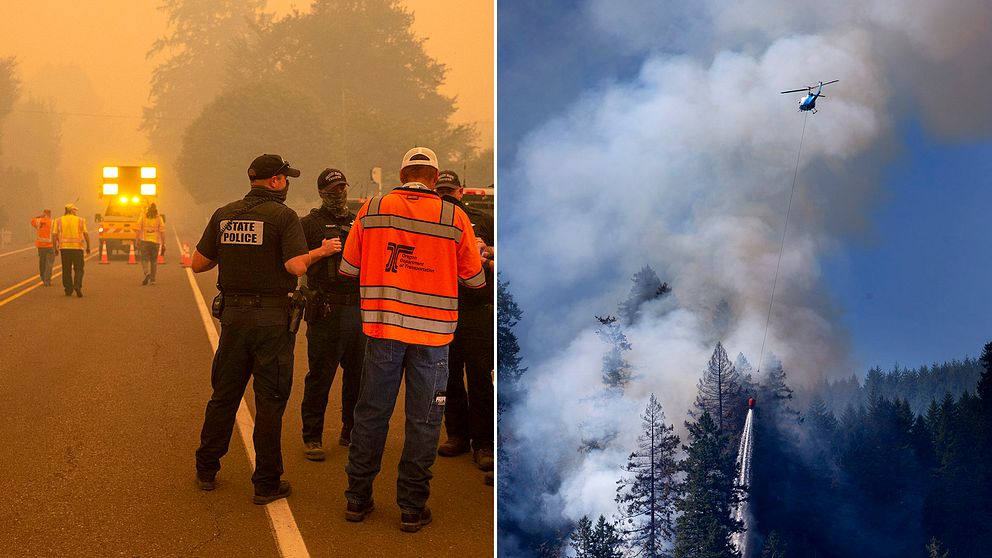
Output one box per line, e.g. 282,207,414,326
99,243,109,265
128,243,137,265
157,244,165,265
181,242,192,268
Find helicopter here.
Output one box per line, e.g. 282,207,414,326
780,79,838,114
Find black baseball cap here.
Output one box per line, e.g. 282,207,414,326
248,154,301,179
435,170,461,189
317,168,348,189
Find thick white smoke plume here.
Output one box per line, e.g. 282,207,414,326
501,0,992,538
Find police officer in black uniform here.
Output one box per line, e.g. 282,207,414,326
192,153,338,504
433,170,496,474
299,168,367,461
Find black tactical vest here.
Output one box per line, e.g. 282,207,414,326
211,190,307,295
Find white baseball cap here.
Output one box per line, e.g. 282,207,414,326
400,146,438,170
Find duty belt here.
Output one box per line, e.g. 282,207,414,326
317,292,361,306
223,293,293,308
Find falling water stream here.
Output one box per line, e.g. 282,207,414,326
731,408,754,557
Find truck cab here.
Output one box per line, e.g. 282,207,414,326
96,166,158,257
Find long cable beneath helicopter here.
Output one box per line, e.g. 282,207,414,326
757,112,809,374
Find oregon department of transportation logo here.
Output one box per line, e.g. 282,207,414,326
385,242,415,272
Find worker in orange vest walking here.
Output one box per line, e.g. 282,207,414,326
30,208,55,286
52,203,91,297
340,147,486,532
136,202,165,285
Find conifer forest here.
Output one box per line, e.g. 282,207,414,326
498,271,992,558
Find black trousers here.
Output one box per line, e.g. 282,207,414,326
443,304,494,451
59,249,84,293
195,306,294,491
300,303,366,443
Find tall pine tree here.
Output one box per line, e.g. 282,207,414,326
693,343,743,432
674,411,743,558
616,394,681,557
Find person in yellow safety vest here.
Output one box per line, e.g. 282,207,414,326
52,203,91,298
30,208,55,286
135,203,165,285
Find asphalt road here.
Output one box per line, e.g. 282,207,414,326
0,234,494,557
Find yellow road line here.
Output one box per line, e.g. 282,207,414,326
0,253,96,307
0,264,63,297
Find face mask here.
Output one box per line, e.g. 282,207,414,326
273,177,290,202
262,181,288,203
320,189,349,217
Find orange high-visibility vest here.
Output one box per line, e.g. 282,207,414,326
31,216,53,248
137,214,165,243
54,214,87,250
339,184,485,346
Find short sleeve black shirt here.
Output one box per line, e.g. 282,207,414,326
197,187,308,295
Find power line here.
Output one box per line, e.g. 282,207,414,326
10,108,193,121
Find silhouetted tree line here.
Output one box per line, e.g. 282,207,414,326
804,357,983,416
145,0,492,207
0,57,48,238
744,342,992,558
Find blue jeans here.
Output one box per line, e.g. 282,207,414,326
345,337,448,513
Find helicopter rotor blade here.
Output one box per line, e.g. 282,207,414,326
821,79,839,86
780,88,809,94
818,94,826,98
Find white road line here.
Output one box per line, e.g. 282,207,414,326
178,231,311,558
0,245,35,258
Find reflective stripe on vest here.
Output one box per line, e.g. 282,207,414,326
140,216,162,242
33,218,53,246
360,309,458,336
459,268,486,288
360,214,462,242
349,189,481,345
339,257,360,276
360,285,459,311
56,216,85,248
362,194,461,241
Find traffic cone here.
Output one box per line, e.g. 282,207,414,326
128,243,137,265
99,243,109,264
157,244,166,265
181,242,192,268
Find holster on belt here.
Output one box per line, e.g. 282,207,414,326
305,290,360,322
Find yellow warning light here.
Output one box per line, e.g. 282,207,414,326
141,167,157,179
103,183,119,195
140,183,157,196
103,167,119,179
131,196,140,203
119,196,129,204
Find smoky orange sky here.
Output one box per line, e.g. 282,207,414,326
3,0,492,208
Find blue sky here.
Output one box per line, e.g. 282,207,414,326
824,124,992,370
499,0,992,378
